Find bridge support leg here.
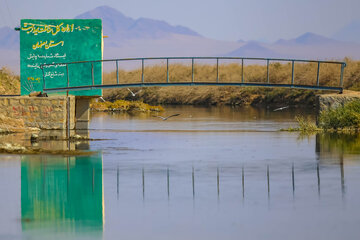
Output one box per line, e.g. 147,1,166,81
75,97,91,130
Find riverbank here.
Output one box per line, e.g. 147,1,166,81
282,95,360,133
90,99,164,112
318,97,360,130
0,142,95,155
0,129,100,155
105,86,317,107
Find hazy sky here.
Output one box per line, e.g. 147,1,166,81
0,0,359,42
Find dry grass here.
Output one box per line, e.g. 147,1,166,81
343,58,360,90
2,59,359,106
0,67,20,95
103,58,360,106
104,59,359,87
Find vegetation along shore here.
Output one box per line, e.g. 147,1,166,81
283,99,360,133
1,58,360,106
1,59,360,132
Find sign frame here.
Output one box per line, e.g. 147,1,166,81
20,19,103,96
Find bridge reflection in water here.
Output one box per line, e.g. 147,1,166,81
118,166,343,202
116,159,354,205
111,133,360,203
21,153,103,239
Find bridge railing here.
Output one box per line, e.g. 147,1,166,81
40,57,347,93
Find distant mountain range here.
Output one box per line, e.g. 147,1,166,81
333,19,360,43
275,32,339,45
226,41,283,58
1,5,360,73
76,5,200,41
229,32,360,60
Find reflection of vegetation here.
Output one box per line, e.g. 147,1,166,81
319,100,360,130
91,99,164,112
21,154,103,233
316,133,360,155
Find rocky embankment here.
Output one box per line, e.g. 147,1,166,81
0,115,33,133
317,90,360,112
0,142,94,155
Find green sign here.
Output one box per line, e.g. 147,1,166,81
20,19,103,96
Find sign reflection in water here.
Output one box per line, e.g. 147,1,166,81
20,153,103,235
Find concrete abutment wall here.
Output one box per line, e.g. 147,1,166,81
316,91,360,112
0,96,91,130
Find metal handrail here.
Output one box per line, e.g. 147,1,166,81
40,56,347,93
41,56,347,65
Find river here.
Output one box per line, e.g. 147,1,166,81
1,105,360,240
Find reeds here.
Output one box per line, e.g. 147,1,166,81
104,59,360,87
0,67,20,95
103,58,360,106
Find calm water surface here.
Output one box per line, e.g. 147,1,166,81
1,106,360,240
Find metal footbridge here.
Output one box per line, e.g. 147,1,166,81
40,57,346,93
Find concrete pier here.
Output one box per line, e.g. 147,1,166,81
75,97,91,130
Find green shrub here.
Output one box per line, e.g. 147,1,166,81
319,100,360,130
